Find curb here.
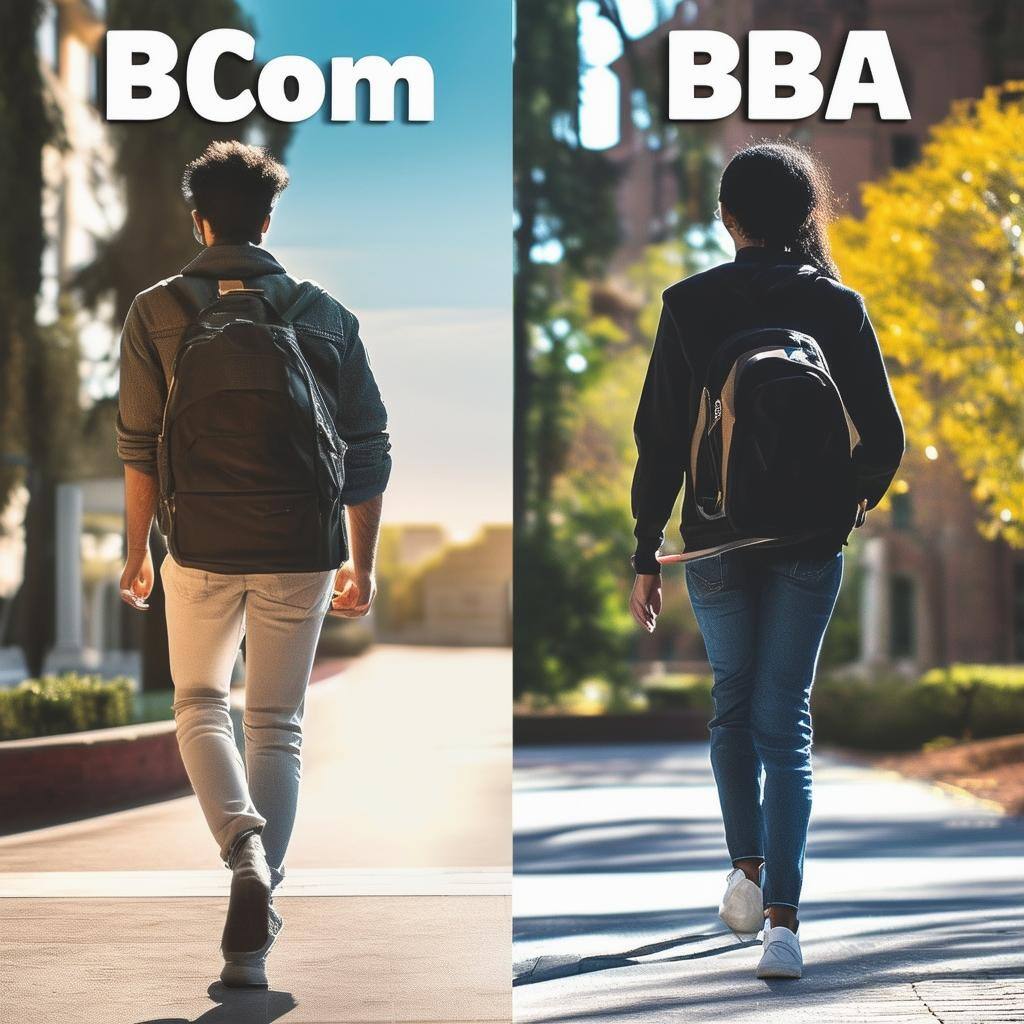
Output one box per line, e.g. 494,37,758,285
514,711,708,746
0,718,187,826
0,657,353,829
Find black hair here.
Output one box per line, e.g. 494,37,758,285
719,140,840,280
182,141,289,244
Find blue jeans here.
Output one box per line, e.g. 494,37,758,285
685,550,843,909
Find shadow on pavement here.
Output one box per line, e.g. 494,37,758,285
134,983,296,1024
514,929,758,986
515,812,1024,875
517,895,1024,1021
515,877,1024,944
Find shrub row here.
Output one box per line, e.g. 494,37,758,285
643,664,1024,751
0,674,133,741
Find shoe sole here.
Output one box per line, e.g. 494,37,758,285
220,961,268,988
757,962,802,979
221,913,282,989
222,874,271,953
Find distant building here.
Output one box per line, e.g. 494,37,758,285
861,458,1024,670
606,0,1024,269
381,525,513,647
378,524,448,572
41,1,131,679
0,0,127,685
604,0,1024,670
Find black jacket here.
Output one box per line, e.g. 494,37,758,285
631,247,905,574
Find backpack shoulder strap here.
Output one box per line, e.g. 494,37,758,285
164,275,216,319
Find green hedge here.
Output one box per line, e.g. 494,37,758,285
810,674,959,750
644,665,1024,751
0,674,133,741
918,664,1024,743
644,674,713,713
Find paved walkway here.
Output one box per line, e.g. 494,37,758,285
0,645,512,1024
513,743,1024,1023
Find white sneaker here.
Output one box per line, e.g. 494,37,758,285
757,922,803,979
718,867,764,938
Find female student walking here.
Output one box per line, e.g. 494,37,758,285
629,141,904,979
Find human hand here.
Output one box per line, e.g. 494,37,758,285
119,546,154,611
329,566,376,618
630,573,662,633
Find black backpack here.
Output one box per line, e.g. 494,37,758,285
155,277,347,574
681,321,862,561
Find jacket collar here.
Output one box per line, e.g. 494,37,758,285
734,245,803,265
180,242,287,279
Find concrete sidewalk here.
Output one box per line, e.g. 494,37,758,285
513,743,1024,1023
0,646,512,1024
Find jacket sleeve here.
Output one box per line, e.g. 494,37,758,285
833,292,906,508
630,302,691,573
335,311,392,506
116,299,165,477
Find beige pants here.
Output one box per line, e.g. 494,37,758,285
161,556,334,889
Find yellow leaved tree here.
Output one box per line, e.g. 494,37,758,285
831,82,1024,546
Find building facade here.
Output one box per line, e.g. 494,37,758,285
3,0,130,683
604,0,1024,670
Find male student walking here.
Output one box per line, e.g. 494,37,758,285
116,140,391,988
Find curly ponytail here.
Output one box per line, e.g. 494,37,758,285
719,140,840,280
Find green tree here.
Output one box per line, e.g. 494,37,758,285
0,1,83,674
513,0,621,698
513,1,726,698
513,0,619,530
72,1,293,690
76,0,292,326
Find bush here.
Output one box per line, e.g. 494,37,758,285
0,674,134,741
919,664,1024,741
643,674,713,714
812,665,1024,750
640,666,1024,751
811,674,960,750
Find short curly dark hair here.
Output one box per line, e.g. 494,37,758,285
182,140,290,243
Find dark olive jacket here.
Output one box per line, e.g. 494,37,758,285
116,242,391,507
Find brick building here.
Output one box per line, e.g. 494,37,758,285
605,0,1024,670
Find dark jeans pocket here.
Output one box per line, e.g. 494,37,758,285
685,554,725,594
789,552,841,581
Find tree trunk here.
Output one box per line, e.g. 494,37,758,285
14,470,55,677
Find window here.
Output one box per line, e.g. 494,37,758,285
890,133,920,169
36,2,59,73
89,51,102,108
891,491,913,530
890,575,916,659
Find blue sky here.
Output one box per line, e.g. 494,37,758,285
241,0,511,310
239,1,512,535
